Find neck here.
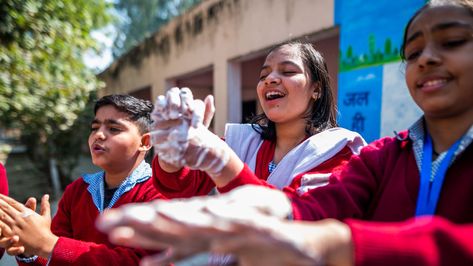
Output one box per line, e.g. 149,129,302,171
425,114,472,153
104,157,144,188
273,120,307,163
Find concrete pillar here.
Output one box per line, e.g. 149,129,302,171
213,60,242,135
227,61,242,124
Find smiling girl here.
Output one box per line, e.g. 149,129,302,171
152,42,366,198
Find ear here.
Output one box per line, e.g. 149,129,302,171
138,133,152,152
312,82,321,100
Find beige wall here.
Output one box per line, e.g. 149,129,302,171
100,0,336,135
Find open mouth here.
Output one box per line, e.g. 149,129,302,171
417,78,450,89
93,144,106,152
265,91,285,100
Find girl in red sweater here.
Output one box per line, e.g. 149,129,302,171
98,1,473,265
152,42,365,198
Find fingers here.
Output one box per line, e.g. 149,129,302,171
24,197,37,212
108,226,169,250
190,100,204,128
0,194,26,213
6,245,25,256
40,194,51,220
0,235,12,249
140,249,175,266
211,235,248,255
4,235,25,256
0,220,13,237
0,199,22,226
166,87,183,119
179,87,195,119
203,95,215,128
152,87,198,123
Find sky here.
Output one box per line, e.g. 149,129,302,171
83,25,115,73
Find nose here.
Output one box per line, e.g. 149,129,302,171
264,72,281,86
93,127,106,141
417,43,441,69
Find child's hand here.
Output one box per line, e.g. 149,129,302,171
151,87,217,170
0,196,37,256
0,194,58,258
97,186,293,265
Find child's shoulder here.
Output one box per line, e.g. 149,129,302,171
64,171,102,192
361,130,410,155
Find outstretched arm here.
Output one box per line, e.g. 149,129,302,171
151,87,244,187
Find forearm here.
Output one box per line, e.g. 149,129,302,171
209,151,244,187
347,216,473,266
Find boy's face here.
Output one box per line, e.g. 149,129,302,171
89,105,146,172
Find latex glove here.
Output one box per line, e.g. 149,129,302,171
150,87,194,166
151,87,216,168
151,87,196,123
181,121,232,176
151,87,229,176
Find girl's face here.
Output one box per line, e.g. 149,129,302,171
257,45,316,124
404,5,473,119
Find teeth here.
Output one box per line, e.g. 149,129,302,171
422,79,447,87
265,91,285,99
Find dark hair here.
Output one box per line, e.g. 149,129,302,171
94,94,153,134
249,41,338,140
401,0,473,60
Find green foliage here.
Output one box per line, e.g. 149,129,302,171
0,0,110,187
112,0,200,58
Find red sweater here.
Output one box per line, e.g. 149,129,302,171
231,131,473,265
153,139,353,198
0,163,8,196
18,176,164,266
0,163,8,259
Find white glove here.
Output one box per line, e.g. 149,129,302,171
182,122,231,176
150,87,203,167
151,87,230,176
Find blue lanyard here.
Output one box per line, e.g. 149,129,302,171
415,133,462,216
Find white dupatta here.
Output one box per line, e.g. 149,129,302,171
225,123,366,190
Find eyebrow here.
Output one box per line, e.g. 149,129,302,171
260,60,301,72
91,118,125,127
405,21,473,46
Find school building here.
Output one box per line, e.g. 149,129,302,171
99,0,426,143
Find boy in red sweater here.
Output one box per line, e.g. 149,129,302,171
0,94,164,265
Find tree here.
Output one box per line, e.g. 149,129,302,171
0,0,111,198
112,0,200,58
384,38,392,55
346,45,353,58
368,34,376,57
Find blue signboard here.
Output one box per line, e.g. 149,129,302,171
335,0,425,142
338,66,382,143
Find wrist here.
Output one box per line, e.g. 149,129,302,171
38,234,59,259
211,151,244,187
323,220,354,266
